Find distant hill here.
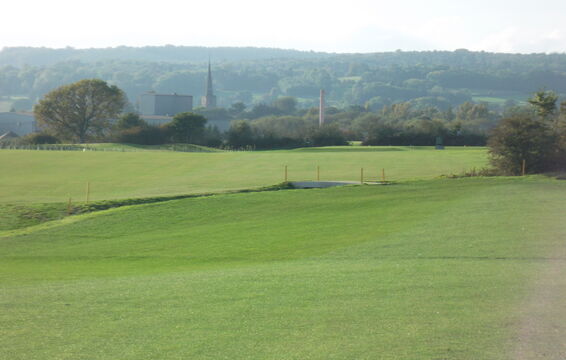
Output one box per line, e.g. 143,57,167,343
1,46,566,111
0,46,329,66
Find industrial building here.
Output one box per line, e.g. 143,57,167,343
139,92,193,116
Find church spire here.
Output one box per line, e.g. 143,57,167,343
201,59,217,108
205,60,213,96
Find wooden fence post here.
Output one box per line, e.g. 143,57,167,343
86,182,90,203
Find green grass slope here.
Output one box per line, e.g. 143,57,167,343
0,146,486,203
84,143,222,152
0,203,68,232
1,177,565,359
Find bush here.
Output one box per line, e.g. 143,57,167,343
201,125,223,147
307,124,348,147
170,112,207,144
488,114,561,175
115,113,147,130
21,132,61,145
114,125,170,145
253,134,305,149
444,133,487,146
227,120,255,147
363,124,487,146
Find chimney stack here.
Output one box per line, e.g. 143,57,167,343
319,89,325,127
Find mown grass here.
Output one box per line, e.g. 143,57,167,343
0,203,68,231
85,143,222,152
1,177,565,359
0,183,293,233
0,146,487,203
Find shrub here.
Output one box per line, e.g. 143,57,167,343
307,124,348,147
115,113,148,130
488,114,561,175
201,125,223,147
114,125,169,145
170,112,207,144
227,120,255,147
21,132,61,145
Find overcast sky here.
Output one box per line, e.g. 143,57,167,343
2,0,566,53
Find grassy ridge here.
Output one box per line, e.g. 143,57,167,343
0,203,68,232
1,177,565,359
0,146,487,203
0,182,293,232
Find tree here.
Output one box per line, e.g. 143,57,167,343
559,100,566,137
528,90,558,120
307,124,348,147
34,79,126,143
21,132,60,145
114,125,169,145
227,120,255,147
248,103,277,119
488,113,560,175
115,112,147,130
229,102,246,117
273,96,297,115
170,112,207,143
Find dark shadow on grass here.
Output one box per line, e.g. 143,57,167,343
543,172,566,180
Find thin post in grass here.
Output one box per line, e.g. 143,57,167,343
67,197,72,215
360,168,364,184
522,159,526,176
86,182,91,203
317,166,320,181
381,168,386,183
284,165,288,182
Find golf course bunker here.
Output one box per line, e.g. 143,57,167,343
291,181,360,189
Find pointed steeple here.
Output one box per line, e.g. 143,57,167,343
201,59,217,108
205,60,213,96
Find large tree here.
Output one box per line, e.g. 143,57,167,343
34,79,126,143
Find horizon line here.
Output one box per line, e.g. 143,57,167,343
1,45,565,57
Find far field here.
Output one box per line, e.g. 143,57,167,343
0,146,487,203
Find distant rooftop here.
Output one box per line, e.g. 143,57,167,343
141,92,192,97
0,131,20,140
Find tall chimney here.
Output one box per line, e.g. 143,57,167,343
319,89,325,127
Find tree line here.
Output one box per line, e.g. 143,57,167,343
17,79,498,149
9,78,565,175
10,79,492,147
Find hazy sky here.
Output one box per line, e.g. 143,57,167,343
2,0,566,53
